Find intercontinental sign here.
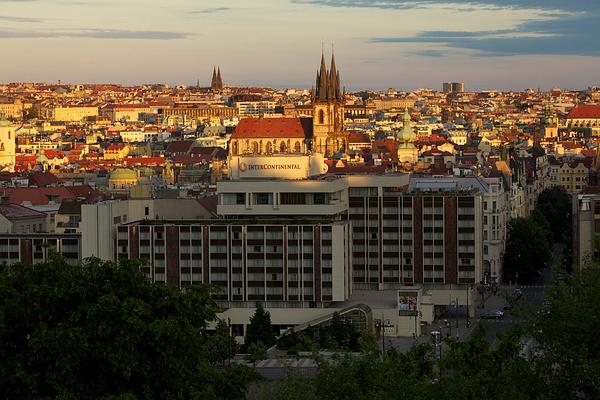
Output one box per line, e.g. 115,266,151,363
229,155,327,179
239,162,302,172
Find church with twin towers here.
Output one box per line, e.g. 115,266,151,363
228,50,348,159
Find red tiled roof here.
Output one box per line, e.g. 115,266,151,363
166,140,194,154
347,132,371,144
232,117,313,139
0,185,101,206
559,141,582,149
29,172,62,187
581,149,596,158
107,144,126,151
567,105,600,119
122,157,165,166
44,149,66,159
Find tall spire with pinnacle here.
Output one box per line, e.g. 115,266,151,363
317,51,328,100
211,67,217,90
216,67,223,89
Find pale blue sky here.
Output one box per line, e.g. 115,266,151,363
0,0,598,91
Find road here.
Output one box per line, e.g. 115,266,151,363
481,253,555,346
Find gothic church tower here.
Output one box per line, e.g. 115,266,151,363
312,52,345,156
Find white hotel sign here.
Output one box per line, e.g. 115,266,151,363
229,155,326,179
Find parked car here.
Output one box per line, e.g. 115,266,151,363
503,303,513,311
482,310,504,320
512,288,523,299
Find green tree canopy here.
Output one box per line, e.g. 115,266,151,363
204,318,239,366
244,302,276,350
503,217,552,283
0,256,258,400
536,186,572,242
532,264,600,399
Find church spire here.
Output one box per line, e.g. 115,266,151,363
211,67,218,91
317,51,328,101
329,51,337,101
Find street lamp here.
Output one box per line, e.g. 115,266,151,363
431,330,442,378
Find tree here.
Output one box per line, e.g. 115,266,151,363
530,209,553,244
0,256,259,400
246,341,268,367
205,318,239,366
536,186,572,242
531,264,600,399
503,217,552,283
244,302,276,350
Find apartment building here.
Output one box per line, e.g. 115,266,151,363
0,233,81,266
115,220,351,307
573,192,600,267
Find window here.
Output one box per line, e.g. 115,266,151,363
318,109,324,124
255,193,272,205
144,206,149,216
281,193,306,205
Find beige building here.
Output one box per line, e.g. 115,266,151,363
573,193,600,267
0,117,17,172
50,106,98,122
372,98,416,110
80,198,216,260
0,204,47,234
558,161,589,193
0,99,23,120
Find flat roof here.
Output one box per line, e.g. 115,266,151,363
123,218,349,227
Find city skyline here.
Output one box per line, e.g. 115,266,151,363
1,0,599,91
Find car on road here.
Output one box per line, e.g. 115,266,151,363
512,288,523,299
503,303,513,311
482,310,504,320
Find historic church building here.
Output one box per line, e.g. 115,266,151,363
312,52,346,157
229,52,347,159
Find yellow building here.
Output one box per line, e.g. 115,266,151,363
104,144,129,160
51,106,98,122
0,117,17,171
0,100,23,120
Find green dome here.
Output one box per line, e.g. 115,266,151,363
396,108,415,144
109,168,137,180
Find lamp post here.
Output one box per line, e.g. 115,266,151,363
466,284,471,328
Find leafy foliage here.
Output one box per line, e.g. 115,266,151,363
503,217,552,283
536,186,572,242
277,313,368,353
0,256,259,400
532,264,600,399
245,342,268,367
244,302,276,350
204,318,239,366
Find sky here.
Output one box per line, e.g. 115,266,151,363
0,0,599,91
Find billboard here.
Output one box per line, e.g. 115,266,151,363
398,290,419,315
228,154,328,179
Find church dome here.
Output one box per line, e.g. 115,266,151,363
109,168,137,181
396,108,416,144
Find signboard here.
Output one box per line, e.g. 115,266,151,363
398,290,419,316
228,154,327,179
